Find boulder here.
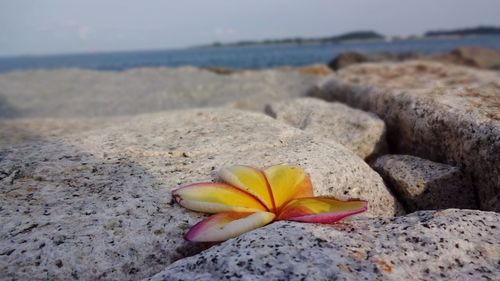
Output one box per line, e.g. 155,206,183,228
0,67,321,118
311,60,500,212
278,64,333,76
372,155,477,211
328,51,421,70
147,209,500,281
328,48,500,71
328,52,368,70
0,117,125,148
0,108,400,281
265,97,387,159
443,47,500,70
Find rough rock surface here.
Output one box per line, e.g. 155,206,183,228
277,64,333,76
327,47,500,71
328,51,419,70
147,209,500,281
372,155,477,212
0,108,400,281
0,117,126,148
265,97,387,159
311,60,500,212
0,67,320,118
441,47,500,70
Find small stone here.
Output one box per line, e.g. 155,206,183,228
372,155,477,211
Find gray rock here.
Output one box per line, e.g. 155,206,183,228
0,67,320,119
0,108,400,281
442,47,500,70
265,97,387,159
328,51,369,70
327,51,420,70
311,60,500,212
327,47,500,71
0,117,125,148
372,155,477,211
147,209,500,281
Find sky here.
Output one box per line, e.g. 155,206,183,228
1,0,500,57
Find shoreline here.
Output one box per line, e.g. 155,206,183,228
1,35,500,74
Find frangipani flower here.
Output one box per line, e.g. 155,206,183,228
172,164,368,242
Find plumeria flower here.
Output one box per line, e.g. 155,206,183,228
172,164,368,242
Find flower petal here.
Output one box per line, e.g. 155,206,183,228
172,183,267,213
264,164,313,211
185,212,275,242
277,196,368,223
219,165,274,211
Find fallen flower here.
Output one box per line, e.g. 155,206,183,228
172,164,367,242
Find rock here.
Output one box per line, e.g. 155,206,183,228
278,64,333,76
439,47,500,70
147,209,500,281
265,97,387,159
328,48,500,71
0,117,126,148
0,67,321,118
372,155,477,211
328,52,420,70
0,108,400,281
203,66,241,75
311,60,500,212
328,52,369,70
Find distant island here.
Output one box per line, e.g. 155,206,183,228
198,26,500,49
425,26,500,37
204,31,384,48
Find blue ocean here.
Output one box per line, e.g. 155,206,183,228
1,36,500,73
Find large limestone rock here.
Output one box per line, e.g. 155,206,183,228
265,97,387,159
311,60,500,212
438,47,500,70
0,117,126,148
0,108,400,281
372,155,477,211
148,209,500,281
0,67,320,118
327,51,419,70
327,47,500,71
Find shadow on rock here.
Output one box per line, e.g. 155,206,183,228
0,95,20,118
0,135,208,281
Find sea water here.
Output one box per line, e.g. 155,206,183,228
0,35,499,73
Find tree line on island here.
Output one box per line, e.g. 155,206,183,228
203,26,500,48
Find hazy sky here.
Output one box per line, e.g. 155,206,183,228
1,0,500,57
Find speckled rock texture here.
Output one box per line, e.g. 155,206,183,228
0,67,320,119
311,60,500,212
0,117,127,148
265,97,387,159
441,47,500,70
147,209,500,281
0,108,400,281
372,155,477,212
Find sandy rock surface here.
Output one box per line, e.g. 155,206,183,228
147,209,500,281
0,108,399,281
372,154,477,212
0,117,128,148
312,60,500,212
265,97,386,159
0,67,320,119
